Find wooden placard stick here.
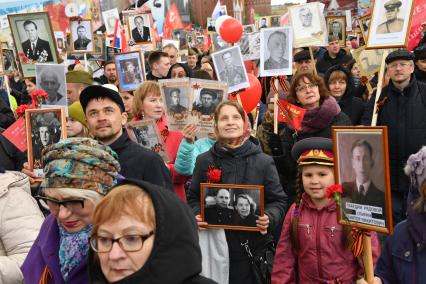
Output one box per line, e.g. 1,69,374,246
252,103,260,136
362,234,374,284
273,78,279,134
308,46,317,76
371,50,389,127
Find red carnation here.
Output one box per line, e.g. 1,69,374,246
30,89,48,106
15,104,33,118
206,165,221,183
325,184,343,206
18,52,29,64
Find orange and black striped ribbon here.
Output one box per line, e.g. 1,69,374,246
351,228,371,257
270,76,289,95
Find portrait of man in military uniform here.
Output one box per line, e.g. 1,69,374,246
192,88,221,115
217,50,246,87
167,88,187,114
377,0,404,34
204,188,234,226
264,30,289,70
20,20,53,62
72,21,93,52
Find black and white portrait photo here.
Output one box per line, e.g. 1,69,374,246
8,12,58,77
1,49,17,75
211,32,229,52
192,88,222,116
115,51,144,91
70,19,94,53
333,127,392,233
243,24,255,33
367,0,414,48
289,2,327,48
165,87,188,114
260,27,292,77
258,17,269,30
212,46,249,93
105,46,121,62
25,108,66,177
102,8,120,35
127,14,152,43
201,183,264,231
126,120,170,162
326,16,346,47
35,64,67,106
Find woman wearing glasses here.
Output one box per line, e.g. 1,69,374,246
21,138,121,284
88,179,216,283
265,71,351,203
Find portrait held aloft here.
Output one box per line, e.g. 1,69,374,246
326,16,346,46
115,51,145,91
25,108,67,177
127,14,152,43
200,183,264,231
192,88,221,116
166,88,188,114
333,126,393,234
20,20,53,62
377,0,404,34
35,63,68,106
260,27,293,77
70,19,94,53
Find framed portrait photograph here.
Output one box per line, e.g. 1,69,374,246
159,78,191,131
35,63,67,106
358,14,371,42
258,16,271,30
25,108,67,177
211,32,230,52
212,46,249,93
126,13,152,44
260,27,293,77
200,183,264,231
352,46,394,76
326,16,346,47
102,8,120,35
125,120,169,162
189,79,228,138
70,19,94,54
105,46,121,62
207,17,216,32
366,0,415,49
288,2,327,48
1,49,18,76
87,34,105,61
54,31,65,52
115,51,144,91
332,126,393,234
243,24,256,33
7,12,59,78
1,42,9,49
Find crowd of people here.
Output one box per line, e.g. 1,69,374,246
1,6,426,284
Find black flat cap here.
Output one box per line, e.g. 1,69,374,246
385,49,415,64
294,50,311,62
80,85,125,113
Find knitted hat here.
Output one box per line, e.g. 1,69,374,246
66,70,94,85
404,146,426,191
41,138,121,195
68,101,86,127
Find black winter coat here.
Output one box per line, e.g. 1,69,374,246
316,49,352,75
0,97,15,130
109,131,173,191
0,132,27,171
324,65,365,125
188,138,287,284
373,76,426,193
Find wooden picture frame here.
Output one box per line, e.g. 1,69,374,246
352,46,395,77
326,16,347,47
25,108,67,177
126,13,153,45
125,119,169,162
200,183,264,231
105,46,121,62
366,0,415,49
332,126,393,234
8,12,60,78
70,19,95,54
358,14,371,42
114,50,145,91
0,49,4,75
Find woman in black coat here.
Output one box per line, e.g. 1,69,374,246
187,100,287,284
324,64,365,125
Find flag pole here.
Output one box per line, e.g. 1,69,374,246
274,78,279,134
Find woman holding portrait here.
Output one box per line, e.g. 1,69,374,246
21,138,121,284
187,100,287,284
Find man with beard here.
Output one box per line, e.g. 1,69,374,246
204,188,233,225
96,61,118,86
80,85,172,190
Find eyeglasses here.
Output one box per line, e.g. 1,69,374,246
388,62,412,69
295,83,318,92
36,195,85,212
90,232,154,253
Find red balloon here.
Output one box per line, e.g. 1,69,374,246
230,73,261,113
219,18,243,44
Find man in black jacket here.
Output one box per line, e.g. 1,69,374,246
21,20,53,62
316,35,352,75
80,85,173,190
370,49,426,225
131,16,151,42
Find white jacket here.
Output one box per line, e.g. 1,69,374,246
0,171,44,284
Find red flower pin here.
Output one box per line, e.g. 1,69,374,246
206,165,221,183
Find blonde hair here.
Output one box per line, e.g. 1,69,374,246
133,81,161,117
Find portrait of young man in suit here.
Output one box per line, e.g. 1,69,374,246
21,20,53,62
131,16,151,42
73,24,92,51
342,139,386,211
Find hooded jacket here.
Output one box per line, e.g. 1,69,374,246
88,179,216,284
324,65,365,125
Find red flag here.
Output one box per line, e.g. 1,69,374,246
163,3,184,39
277,99,306,131
408,0,426,50
203,29,211,52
